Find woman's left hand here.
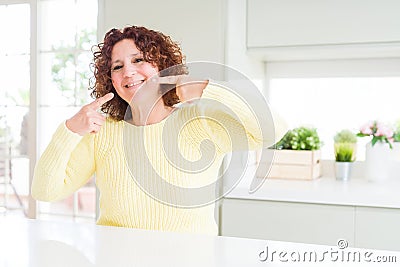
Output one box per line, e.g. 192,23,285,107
157,75,208,103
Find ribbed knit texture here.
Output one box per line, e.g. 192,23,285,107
32,83,286,235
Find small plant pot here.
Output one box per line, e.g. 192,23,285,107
335,162,353,181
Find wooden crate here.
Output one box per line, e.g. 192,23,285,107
263,149,322,180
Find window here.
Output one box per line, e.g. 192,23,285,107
0,0,98,221
37,0,98,222
0,3,30,216
266,59,400,161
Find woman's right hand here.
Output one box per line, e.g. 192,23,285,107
66,93,114,136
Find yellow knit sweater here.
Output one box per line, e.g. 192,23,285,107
32,83,284,235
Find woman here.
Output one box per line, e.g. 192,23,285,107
32,25,283,235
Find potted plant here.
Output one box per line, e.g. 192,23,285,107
333,130,357,181
268,126,323,180
357,120,394,148
357,120,394,182
275,126,322,151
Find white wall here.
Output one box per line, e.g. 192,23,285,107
98,0,225,64
246,0,400,61
225,0,265,85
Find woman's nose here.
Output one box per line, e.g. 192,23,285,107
123,63,137,77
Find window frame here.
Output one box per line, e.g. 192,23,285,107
263,58,400,178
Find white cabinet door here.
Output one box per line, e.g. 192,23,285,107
220,198,355,246
355,207,400,251
247,0,400,48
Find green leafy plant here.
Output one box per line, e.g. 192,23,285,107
334,143,356,162
334,129,357,144
275,126,322,150
334,130,357,162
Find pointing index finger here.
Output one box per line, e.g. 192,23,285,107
91,92,114,108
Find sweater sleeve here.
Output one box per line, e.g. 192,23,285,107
31,122,96,202
195,82,287,153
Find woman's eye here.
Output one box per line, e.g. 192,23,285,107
112,65,122,71
134,58,144,63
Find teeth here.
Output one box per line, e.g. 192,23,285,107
125,81,143,88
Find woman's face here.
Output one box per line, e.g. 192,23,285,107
110,39,159,104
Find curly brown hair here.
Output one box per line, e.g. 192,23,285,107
90,25,186,121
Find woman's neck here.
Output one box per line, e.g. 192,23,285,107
129,99,175,126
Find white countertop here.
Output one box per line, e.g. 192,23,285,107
224,164,400,209
0,218,398,267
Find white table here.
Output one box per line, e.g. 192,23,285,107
0,218,398,267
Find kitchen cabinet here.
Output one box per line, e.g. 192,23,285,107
220,198,400,251
246,0,400,60
247,0,400,48
220,198,354,247
355,207,400,251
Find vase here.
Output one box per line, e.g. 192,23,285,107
365,141,392,182
335,162,352,181
392,142,400,162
